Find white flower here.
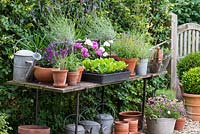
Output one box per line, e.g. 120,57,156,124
103,52,109,57
99,47,105,52
103,41,111,47
108,40,113,44
167,111,171,114
84,39,93,46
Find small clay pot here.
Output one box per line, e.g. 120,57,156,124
174,117,186,130
117,58,137,77
52,69,68,88
123,118,138,132
67,71,79,86
77,66,84,83
18,125,50,134
114,121,129,134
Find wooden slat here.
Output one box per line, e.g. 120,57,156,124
170,13,178,90
196,31,199,51
192,30,196,52
184,31,187,56
179,33,183,57
178,23,200,34
188,30,191,54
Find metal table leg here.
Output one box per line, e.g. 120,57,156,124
141,78,147,131
101,87,105,113
75,92,80,134
35,89,39,125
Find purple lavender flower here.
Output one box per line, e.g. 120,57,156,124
60,48,68,58
96,49,103,57
54,51,59,59
92,41,98,49
74,42,83,49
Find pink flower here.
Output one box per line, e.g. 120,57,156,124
81,47,89,58
74,42,83,49
96,49,103,57
92,41,99,49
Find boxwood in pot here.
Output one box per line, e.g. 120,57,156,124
182,67,200,94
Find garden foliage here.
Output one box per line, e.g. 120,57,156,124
177,52,200,80
0,0,196,133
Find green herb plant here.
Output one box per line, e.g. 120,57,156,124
65,54,81,72
82,58,127,74
112,33,139,58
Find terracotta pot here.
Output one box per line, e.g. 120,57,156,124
183,93,200,121
77,66,84,83
114,121,129,134
67,71,79,86
34,66,54,83
117,58,137,77
174,117,186,130
18,125,50,134
123,118,138,132
119,111,142,130
52,69,68,88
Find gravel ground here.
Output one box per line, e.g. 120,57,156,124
174,118,200,134
142,117,200,134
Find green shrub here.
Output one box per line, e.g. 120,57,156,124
177,52,200,80
182,67,200,94
0,113,12,134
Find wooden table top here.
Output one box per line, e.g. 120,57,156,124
6,71,167,93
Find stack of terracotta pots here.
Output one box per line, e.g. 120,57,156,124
124,118,138,134
114,121,129,134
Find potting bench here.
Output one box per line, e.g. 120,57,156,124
7,71,167,133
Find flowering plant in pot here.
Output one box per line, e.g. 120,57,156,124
52,55,69,88
112,33,139,76
34,42,69,83
145,95,182,134
34,15,75,83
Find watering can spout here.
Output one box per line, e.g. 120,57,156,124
25,52,42,80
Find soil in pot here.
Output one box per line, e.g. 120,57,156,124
18,125,50,134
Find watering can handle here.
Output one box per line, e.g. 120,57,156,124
25,60,34,80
